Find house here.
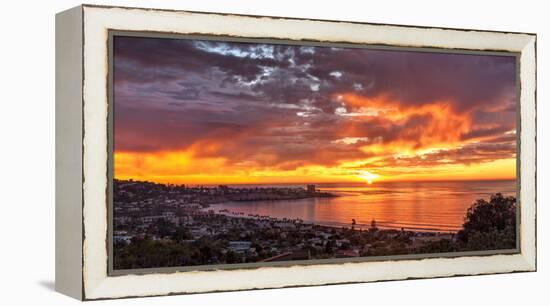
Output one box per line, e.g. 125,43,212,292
113,235,133,245
228,241,252,253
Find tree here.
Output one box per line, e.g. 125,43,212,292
325,239,335,254
458,193,516,250
154,219,175,238
369,219,378,232
171,226,192,242
225,250,240,264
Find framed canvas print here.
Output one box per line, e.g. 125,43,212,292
55,4,537,300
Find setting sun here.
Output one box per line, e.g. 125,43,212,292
357,170,379,184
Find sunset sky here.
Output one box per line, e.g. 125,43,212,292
113,36,517,185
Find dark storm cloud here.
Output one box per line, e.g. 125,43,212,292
388,138,516,167
461,126,512,141
113,35,517,170
114,36,281,84
306,48,516,112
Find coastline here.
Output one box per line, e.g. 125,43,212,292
206,206,459,235
113,179,516,269
205,207,459,234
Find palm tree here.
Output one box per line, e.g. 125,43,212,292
370,219,378,232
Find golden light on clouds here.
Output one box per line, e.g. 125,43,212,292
113,38,517,185
114,150,516,185
336,93,472,153
114,92,516,185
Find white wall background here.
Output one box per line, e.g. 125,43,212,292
0,0,546,305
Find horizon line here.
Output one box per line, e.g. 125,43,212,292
114,177,516,186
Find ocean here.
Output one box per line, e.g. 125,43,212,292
209,180,516,232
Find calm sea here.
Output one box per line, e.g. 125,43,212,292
209,180,516,232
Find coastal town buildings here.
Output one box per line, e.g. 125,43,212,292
113,179,459,269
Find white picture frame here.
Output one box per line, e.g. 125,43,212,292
55,4,536,300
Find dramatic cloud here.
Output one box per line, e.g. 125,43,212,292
113,35,517,183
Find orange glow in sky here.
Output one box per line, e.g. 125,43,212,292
114,92,516,185
113,38,517,185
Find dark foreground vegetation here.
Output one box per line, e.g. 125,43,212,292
113,187,516,269
414,193,516,254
